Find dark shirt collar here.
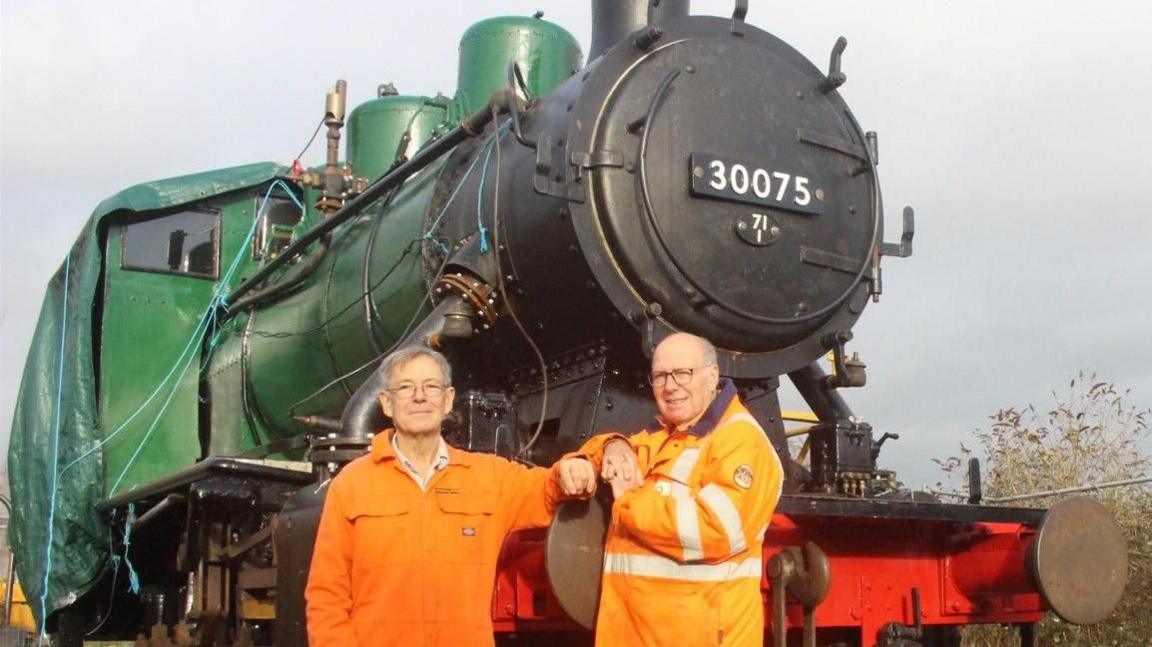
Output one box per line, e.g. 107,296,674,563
659,377,737,437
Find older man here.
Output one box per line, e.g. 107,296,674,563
570,333,784,647
306,347,595,647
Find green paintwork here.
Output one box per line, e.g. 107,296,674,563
454,15,583,117
7,162,281,623
205,157,448,453
100,221,212,493
99,189,282,494
9,11,585,624
348,95,449,181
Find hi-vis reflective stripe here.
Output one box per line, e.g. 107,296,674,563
668,447,704,560
669,447,701,482
676,496,702,560
699,483,746,554
724,412,763,432
603,553,763,582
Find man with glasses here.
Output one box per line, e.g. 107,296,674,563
306,346,597,647
562,332,784,647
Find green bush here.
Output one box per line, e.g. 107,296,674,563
936,373,1151,646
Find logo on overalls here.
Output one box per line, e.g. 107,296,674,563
733,465,754,489
462,527,477,537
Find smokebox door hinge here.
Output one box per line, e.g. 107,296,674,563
570,150,625,173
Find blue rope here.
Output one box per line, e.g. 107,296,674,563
60,180,298,480
107,319,210,494
35,173,301,630
475,138,497,253
424,121,509,255
38,252,70,638
423,153,484,254
106,179,289,494
123,504,140,594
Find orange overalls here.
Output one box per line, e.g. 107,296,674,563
305,431,562,647
578,380,783,646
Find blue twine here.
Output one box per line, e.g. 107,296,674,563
99,555,122,625
108,334,207,494
38,252,70,638
106,179,286,494
475,138,497,253
123,504,140,595
36,179,298,628
422,121,509,256
422,152,484,254
59,182,287,485
37,143,487,625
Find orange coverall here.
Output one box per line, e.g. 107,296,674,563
577,379,784,647
305,431,563,647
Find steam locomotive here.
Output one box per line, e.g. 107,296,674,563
8,1,1128,645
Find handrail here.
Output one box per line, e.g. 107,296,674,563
0,494,14,627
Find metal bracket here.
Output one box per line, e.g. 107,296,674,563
881,587,924,646
800,246,865,275
634,25,663,50
967,458,983,504
532,132,586,203
769,542,831,647
391,129,412,167
820,331,866,389
730,0,748,36
797,128,868,162
571,150,625,172
880,206,915,258
533,132,554,182
506,60,537,149
561,149,625,199
633,302,664,356
818,37,848,94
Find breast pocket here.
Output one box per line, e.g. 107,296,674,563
435,491,497,565
347,493,412,567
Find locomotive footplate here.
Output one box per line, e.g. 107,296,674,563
96,457,314,513
776,494,1045,525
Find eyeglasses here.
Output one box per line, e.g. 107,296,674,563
387,382,448,400
647,366,714,387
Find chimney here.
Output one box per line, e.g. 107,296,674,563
589,0,690,60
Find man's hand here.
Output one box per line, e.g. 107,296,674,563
601,439,639,483
556,458,597,497
609,473,641,499
602,439,642,499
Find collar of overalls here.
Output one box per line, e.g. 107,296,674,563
370,429,474,467
661,377,737,437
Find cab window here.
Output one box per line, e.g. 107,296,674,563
121,208,220,279
251,196,303,262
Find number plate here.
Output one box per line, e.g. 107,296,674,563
689,153,822,215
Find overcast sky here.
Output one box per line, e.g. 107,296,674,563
3,0,1150,489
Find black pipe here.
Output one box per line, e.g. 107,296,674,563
589,0,690,60
787,363,856,422
223,99,507,313
129,493,186,532
228,234,331,313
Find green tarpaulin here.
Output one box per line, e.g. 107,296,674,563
7,162,281,628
